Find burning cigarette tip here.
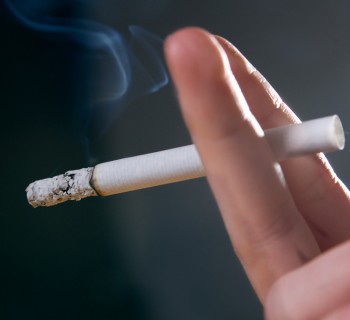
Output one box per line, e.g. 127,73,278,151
26,168,97,208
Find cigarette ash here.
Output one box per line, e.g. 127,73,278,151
26,167,97,208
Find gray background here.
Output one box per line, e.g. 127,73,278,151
1,0,350,319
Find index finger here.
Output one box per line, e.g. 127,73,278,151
165,28,320,301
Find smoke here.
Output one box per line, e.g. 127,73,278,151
5,0,169,152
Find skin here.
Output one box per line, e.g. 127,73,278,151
164,28,350,319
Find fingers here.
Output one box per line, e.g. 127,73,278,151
164,27,320,301
265,240,350,320
216,36,350,251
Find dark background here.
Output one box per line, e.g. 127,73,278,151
1,0,350,319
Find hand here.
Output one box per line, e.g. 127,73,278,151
164,27,350,319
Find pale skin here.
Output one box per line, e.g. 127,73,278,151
164,28,350,319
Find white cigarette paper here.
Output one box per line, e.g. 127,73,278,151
26,115,345,208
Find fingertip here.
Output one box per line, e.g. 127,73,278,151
164,27,213,60
164,27,208,56
164,27,229,85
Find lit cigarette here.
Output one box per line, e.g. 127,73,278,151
26,115,345,208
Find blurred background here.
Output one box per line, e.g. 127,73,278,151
1,0,350,319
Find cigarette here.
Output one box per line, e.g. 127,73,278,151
26,115,345,208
